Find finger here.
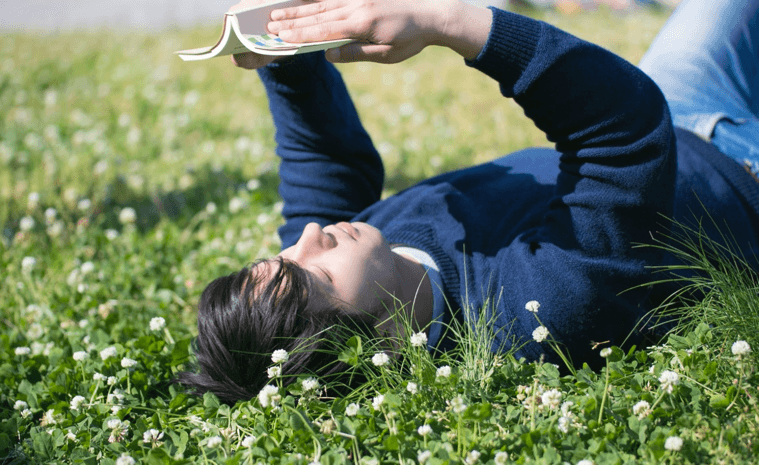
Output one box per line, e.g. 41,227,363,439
326,43,395,64
267,7,345,35
278,19,352,43
270,0,340,21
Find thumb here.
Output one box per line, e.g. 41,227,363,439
326,43,394,63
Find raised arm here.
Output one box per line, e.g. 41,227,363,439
255,55,384,249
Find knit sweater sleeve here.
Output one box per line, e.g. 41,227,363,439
464,8,677,363
257,54,384,249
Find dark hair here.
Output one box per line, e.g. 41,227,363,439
174,257,375,405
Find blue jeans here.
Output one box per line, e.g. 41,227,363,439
639,0,759,174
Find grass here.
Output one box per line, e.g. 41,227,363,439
2,5,758,465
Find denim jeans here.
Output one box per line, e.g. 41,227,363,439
639,0,759,175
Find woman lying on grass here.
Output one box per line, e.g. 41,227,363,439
177,0,759,404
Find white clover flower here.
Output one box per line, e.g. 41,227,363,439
371,352,390,367
121,357,138,368
664,436,683,451
150,316,166,331
576,460,594,465
19,216,35,231
345,403,360,417
20,409,32,419
247,179,261,190
207,436,223,448
70,395,86,410
525,300,540,313
410,332,428,348
450,396,467,414
418,450,432,464
44,208,57,222
632,400,651,419
42,409,58,426
732,340,751,357
406,382,418,395
371,394,384,411
48,221,64,237
417,424,432,436
436,365,452,380
21,256,36,273
532,325,549,343
205,202,217,214
107,389,125,405
107,376,118,386
15,346,31,356
465,450,481,465
271,349,289,364
494,451,509,465
108,419,123,430
119,207,136,225
558,415,571,433
267,366,281,378
658,370,679,393
302,377,320,392
93,372,106,381
100,346,118,360
73,351,88,361
14,400,28,410
229,197,246,214
77,199,91,211
143,429,164,443
600,348,613,358
80,261,95,275
258,385,281,408
105,229,119,241
541,389,562,410
561,401,574,415
241,435,256,447
28,192,40,209
115,454,136,465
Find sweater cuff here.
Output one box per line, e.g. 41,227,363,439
257,52,327,90
465,7,542,96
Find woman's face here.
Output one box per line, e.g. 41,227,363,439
273,222,399,316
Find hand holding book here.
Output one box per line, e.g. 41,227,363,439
261,0,493,64
177,0,493,66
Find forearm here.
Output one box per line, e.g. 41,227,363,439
257,54,384,248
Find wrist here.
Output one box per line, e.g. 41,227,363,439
429,0,492,61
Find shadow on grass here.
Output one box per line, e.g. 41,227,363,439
91,165,281,234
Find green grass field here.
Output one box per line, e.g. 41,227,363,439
2,6,759,465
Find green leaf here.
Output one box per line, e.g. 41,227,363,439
31,428,55,460
171,338,193,366
709,394,729,409
145,447,171,465
203,391,220,417
168,393,188,412
383,434,399,451
464,402,492,421
0,433,10,455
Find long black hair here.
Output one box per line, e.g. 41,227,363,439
174,257,375,405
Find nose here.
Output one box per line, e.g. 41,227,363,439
290,222,335,263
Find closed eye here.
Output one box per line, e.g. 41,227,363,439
318,266,333,283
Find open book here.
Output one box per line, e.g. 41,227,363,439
175,0,351,61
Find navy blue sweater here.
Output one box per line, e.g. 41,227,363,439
257,8,759,366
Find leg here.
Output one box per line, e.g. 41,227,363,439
639,0,759,168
